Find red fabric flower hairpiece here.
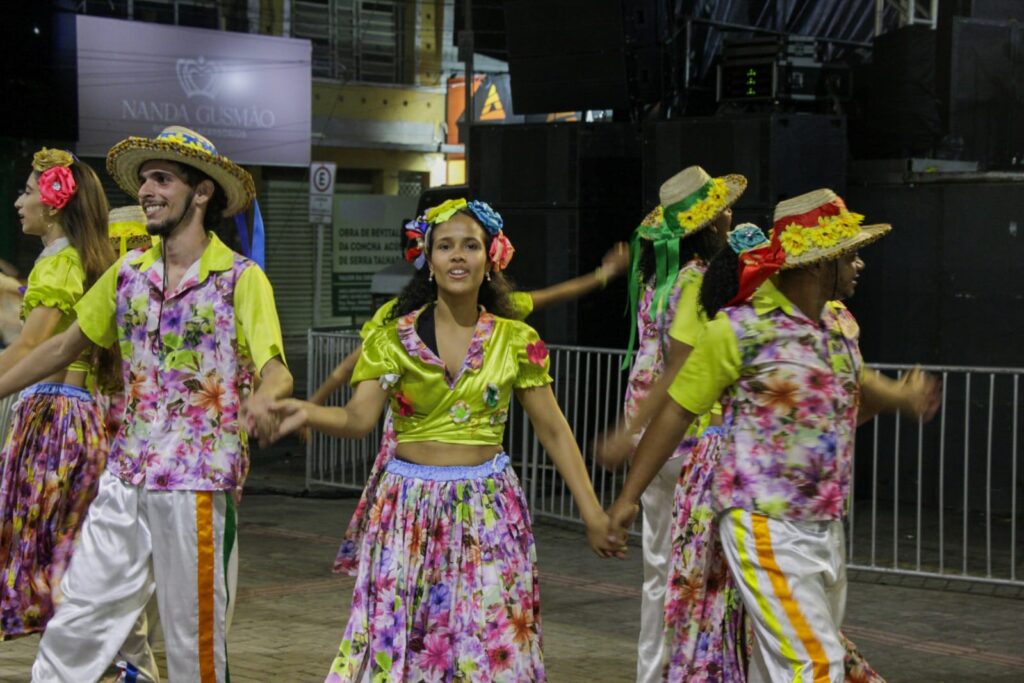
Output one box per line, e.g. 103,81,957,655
38,166,77,210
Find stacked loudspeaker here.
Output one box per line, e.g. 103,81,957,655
503,0,665,114
469,123,642,347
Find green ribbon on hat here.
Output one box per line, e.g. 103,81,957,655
622,179,718,369
622,220,682,370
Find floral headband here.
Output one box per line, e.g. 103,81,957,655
404,198,515,271
31,148,77,211
725,223,786,307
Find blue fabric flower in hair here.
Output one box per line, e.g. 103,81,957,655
727,223,769,254
466,200,504,235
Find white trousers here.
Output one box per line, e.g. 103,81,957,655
636,455,683,683
33,471,238,683
719,509,847,683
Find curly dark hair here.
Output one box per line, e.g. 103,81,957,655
389,209,518,320
638,224,726,283
698,246,741,319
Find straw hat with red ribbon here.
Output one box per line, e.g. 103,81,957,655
724,189,891,307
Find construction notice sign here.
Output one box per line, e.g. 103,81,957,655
330,194,417,318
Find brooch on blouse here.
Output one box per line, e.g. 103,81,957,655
483,383,500,408
449,400,472,424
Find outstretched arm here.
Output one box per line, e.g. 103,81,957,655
516,384,625,558
527,242,629,311
859,367,940,426
308,345,362,406
606,400,697,544
0,305,64,380
0,321,92,398
596,337,694,469
271,378,389,441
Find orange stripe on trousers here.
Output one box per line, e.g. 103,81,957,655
751,514,831,683
196,492,216,682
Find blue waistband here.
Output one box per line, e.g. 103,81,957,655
22,382,92,402
703,425,726,437
385,452,511,481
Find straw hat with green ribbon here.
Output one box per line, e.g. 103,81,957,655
624,166,747,367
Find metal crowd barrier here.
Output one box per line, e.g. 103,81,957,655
306,330,1023,589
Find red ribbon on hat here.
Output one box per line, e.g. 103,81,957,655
726,230,786,307
771,197,845,232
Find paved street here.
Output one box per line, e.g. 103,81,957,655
1,488,1022,682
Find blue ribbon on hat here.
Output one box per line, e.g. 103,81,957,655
234,199,265,269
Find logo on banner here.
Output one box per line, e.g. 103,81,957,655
176,56,224,99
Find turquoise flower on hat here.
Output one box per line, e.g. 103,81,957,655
727,223,769,254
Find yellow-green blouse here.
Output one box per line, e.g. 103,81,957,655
353,305,552,445
361,292,534,341
22,239,91,373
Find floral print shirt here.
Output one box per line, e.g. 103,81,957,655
352,305,552,445
75,233,286,491
669,280,863,521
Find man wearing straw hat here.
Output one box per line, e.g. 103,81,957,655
608,189,939,682
0,126,291,682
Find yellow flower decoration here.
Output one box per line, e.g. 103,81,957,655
809,222,841,248
695,202,716,222
707,178,728,203
677,209,699,229
32,148,74,173
424,198,468,224
779,224,809,256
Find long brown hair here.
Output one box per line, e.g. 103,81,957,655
46,159,121,391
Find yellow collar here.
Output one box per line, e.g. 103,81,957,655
130,232,235,283
751,278,797,316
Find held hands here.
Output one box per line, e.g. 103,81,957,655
899,367,941,422
585,510,628,559
266,398,313,443
605,497,639,554
240,393,280,448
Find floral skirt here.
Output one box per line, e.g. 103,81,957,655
664,427,885,683
0,383,107,639
325,453,545,683
334,413,397,576
664,427,747,682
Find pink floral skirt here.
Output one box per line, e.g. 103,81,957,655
325,453,545,682
334,413,397,576
0,383,107,639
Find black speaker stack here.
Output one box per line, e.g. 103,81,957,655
502,0,666,114
468,122,642,348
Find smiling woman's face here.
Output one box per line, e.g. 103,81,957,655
428,213,489,296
